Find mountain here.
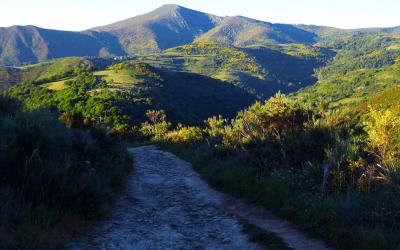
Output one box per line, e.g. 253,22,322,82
1,4,400,67
0,25,125,66
91,4,225,54
0,5,225,66
196,16,319,46
2,4,400,106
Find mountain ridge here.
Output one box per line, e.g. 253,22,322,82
1,4,400,66
90,4,226,54
0,25,126,66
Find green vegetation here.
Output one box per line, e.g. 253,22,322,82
139,93,400,250
4,11,400,249
41,78,74,91
293,34,400,105
0,95,132,249
130,41,328,98
2,61,256,128
0,57,94,90
3,70,152,128
352,85,400,115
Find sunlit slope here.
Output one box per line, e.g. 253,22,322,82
0,57,93,90
291,34,400,105
196,16,319,46
91,4,224,54
132,41,330,98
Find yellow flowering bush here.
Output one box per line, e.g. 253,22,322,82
365,107,400,162
166,125,204,144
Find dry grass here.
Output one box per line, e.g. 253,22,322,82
93,70,139,84
41,78,73,90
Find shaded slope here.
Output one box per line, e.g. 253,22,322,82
0,25,125,66
152,70,256,125
94,61,257,125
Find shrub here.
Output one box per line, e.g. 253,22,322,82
0,96,132,249
140,110,171,139
364,107,400,163
166,124,204,144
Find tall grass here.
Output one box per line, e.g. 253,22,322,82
152,94,400,250
158,140,400,250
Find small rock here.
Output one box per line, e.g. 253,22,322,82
222,238,231,243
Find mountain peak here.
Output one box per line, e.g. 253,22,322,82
158,4,181,9
88,4,223,54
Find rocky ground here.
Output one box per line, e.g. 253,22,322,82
66,145,333,250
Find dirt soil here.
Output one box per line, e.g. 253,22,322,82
66,145,333,250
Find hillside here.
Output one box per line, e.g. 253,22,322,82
0,57,93,90
196,16,319,46
291,34,400,105
0,26,125,66
90,4,225,54
130,41,331,98
351,84,400,116
4,61,256,126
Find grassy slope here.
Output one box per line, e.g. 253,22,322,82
195,16,319,46
291,34,400,106
130,41,329,98
40,79,70,90
93,69,148,86
0,57,92,90
294,63,400,105
352,84,400,115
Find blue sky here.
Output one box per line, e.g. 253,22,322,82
1,0,399,31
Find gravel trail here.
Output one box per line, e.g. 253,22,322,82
66,145,333,250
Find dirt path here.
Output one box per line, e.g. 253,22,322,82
67,145,333,250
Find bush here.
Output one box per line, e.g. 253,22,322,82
0,96,133,249
166,124,205,144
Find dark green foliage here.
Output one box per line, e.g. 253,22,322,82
3,61,257,128
0,95,132,249
152,70,256,126
3,71,151,127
